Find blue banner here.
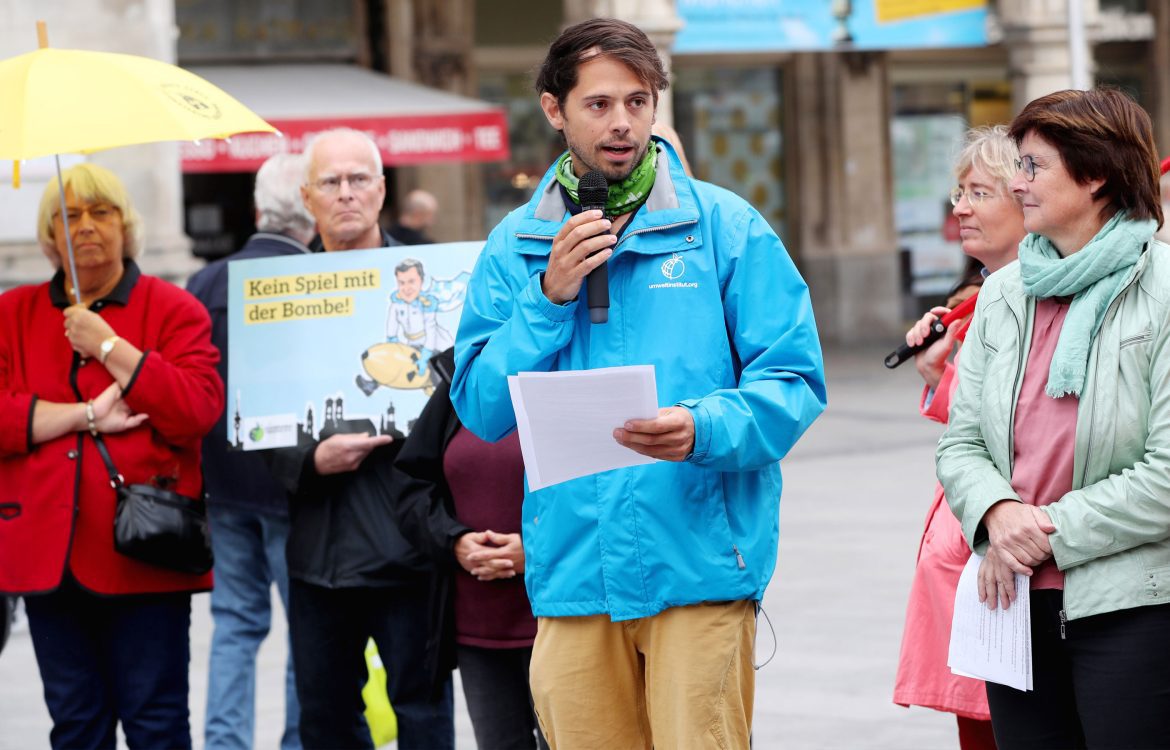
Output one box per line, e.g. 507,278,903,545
674,0,987,53
226,242,482,450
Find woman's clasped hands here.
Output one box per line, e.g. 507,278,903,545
977,499,1056,610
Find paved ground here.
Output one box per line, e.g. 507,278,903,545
0,345,960,749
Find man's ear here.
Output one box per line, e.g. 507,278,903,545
540,92,565,131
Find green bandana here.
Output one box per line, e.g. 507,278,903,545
553,144,658,216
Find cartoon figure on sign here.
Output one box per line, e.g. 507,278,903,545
355,260,469,396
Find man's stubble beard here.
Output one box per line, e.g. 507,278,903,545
564,131,651,184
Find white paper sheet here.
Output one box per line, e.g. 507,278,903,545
947,553,1033,691
507,365,659,491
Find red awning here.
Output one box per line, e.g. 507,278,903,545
180,64,509,173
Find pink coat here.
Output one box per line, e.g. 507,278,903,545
892,358,991,720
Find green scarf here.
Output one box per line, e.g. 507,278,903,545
553,144,658,216
1019,212,1158,398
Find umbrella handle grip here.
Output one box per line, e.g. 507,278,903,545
883,319,946,369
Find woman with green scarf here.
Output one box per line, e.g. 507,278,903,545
937,88,1170,748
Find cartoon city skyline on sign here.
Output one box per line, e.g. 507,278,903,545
230,391,412,450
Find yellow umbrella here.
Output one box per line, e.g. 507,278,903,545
0,25,276,303
0,47,276,172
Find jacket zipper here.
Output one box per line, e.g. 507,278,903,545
515,218,699,247
1005,302,1028,475
614,219,699,248
1059,608,1067,640
732,545,746,569
1080,276,1141,476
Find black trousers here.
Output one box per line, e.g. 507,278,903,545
288,578,453,750
986,589,1170,750
457,644,548,750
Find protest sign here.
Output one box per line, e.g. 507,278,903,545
226,242,481,450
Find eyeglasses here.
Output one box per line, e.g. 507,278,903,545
55,203,120,224
949,187,999,207
1014,154,1057,182
311,172,379,194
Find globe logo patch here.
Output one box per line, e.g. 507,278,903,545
661,254,685,280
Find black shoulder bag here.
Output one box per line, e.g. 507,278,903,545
92,434,214,575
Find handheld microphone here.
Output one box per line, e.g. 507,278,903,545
883,293,979,369
578,170,610,324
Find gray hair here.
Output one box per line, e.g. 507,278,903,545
254,153,315,239
302,128,383,184
395,258,424,281
954,125,1020,189
402,189,438,218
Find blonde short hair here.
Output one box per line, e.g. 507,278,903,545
36,163,144,268
954,124,1020,190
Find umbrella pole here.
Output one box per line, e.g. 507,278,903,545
53,154,82,306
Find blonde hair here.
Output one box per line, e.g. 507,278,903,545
954,125,1020,190
36,163,144,268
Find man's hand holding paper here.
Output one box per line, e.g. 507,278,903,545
613,407,695,461
508,365,660,490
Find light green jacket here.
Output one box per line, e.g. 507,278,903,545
937,240,1170,620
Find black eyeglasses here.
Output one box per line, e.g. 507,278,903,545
1014,154,1058,182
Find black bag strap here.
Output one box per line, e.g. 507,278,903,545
90,434,126,489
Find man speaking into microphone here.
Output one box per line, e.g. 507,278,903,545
451,18,826,748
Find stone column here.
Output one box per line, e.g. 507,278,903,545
998,0,1100,113
0,0,195,287
386,0,485,243
1152,1,1170,154
789,52,901,343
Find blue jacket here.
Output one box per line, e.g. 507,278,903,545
452,139,826,621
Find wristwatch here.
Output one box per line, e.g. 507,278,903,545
98,335,121,364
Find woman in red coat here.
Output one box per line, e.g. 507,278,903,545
893,126,1026,749
0,163,223,750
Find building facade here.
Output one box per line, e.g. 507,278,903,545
2,0,1167,342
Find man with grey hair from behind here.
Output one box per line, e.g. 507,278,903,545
186,152,314,750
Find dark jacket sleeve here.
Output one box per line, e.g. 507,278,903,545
382,382,473,567
265,440,325,500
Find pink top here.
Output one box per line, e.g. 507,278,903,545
1010,298,1078,590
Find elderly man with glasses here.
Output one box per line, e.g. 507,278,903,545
266,128,455,749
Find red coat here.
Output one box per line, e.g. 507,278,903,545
0,264,223,595
893,316,990,721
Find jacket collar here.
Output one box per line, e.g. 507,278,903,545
513,136,700,256
309,227,401,253
50,259,141,309
246,232,312,255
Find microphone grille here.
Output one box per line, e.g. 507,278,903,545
578,170,609,210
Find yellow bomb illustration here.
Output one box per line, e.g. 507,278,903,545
359,342,434,395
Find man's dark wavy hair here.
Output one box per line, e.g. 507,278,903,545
535,18,669,107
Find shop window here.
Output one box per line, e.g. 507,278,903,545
478,72,566,229
891,81,1009,303
176,0,360,63
674,67,787,241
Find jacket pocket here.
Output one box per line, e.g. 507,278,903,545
1120,328,1152,347
0,502,20,520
